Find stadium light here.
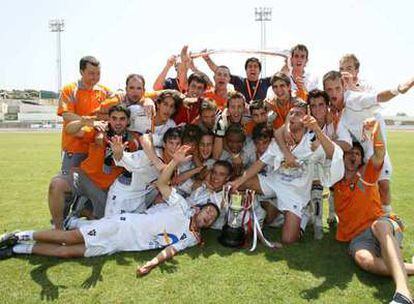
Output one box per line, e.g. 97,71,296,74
254,7,272,75
49,19,65,93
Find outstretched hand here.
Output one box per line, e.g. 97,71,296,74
109,135,128,161
136,264,153,277
167,55,177,67
173,145,193,164
302,115,321,133
398,77,414,94
362,118,379,141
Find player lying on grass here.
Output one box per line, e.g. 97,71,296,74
333,120,414,304
0,146,219,277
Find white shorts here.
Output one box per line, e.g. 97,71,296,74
258,174,277,199
104,182,148,217
258,174,304,218
80,218,122,257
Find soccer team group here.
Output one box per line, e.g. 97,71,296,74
1,44,414,303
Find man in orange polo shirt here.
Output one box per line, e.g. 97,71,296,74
333,121,414,304
58,56,113,173
49,105,137,229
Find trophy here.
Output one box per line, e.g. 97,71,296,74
218,186,283,251
218,187,254,248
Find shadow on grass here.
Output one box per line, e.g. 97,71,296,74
184,229,247,260
261,226,394,303
23,252,140,301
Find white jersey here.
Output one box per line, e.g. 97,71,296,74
323,121,352,145
80,188,200,257
340,90,392,180
259,132,344,217
105,150,160,216
153,119,176,148
290,71,319,97
128,104,152,134
341,90,388,159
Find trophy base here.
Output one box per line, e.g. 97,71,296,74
218,225,245,248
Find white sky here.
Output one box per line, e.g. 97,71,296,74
1,0,413,115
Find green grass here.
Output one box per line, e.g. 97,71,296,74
0,131,413,304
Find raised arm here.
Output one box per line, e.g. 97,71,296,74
153,55,177,91
230,159,265,191
274,126,299,167
202,52,219,73
302,115,335,159
140,134,166,172
377,77,414,102
364,119,386,168
65,117,107,137
157,145,192,200
172,166,204,186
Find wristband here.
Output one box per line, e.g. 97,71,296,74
390,87,400,96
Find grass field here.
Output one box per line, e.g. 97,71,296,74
0,131,413,304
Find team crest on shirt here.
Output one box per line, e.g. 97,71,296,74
148,230,179,249
277,160,308,181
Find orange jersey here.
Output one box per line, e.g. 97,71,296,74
333,160,384,242
203,89,227,110
58,81,113,153
79,130,138,190
267,99,294,130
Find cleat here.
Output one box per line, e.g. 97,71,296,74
389,292,413,304
0,247,14,260
0,232,18,249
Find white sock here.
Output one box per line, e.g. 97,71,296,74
12,243,34,254
311,185,323,227
16,230,34,242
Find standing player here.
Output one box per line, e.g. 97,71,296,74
203,55,271,103
278,44,318,100
58,56,112,173
98,74,155,135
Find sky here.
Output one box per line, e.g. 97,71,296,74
0,0,413,115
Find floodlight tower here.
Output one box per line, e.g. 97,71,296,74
49,19,65,92
254,7,272,75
